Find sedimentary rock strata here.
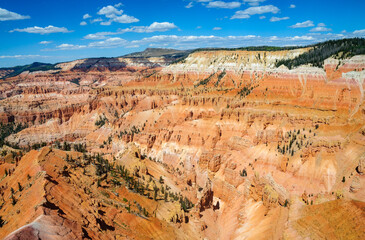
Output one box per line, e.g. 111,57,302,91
0,47,364,239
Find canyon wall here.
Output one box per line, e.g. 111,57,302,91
0,49,364,239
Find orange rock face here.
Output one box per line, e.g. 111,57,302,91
0,50,364,239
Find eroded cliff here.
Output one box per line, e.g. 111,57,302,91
0,44,364,239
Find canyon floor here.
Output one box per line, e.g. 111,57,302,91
0,45,364,239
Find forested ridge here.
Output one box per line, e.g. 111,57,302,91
275,38,365,69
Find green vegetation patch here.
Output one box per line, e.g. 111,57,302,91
275,38,365,69
0,62,60,79
0,122,27,148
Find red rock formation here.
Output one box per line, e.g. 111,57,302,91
0,50,364,239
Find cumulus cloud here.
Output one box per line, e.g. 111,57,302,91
97,5,123,18
290,20,314,28
39,41,52,45
241,5,279,15
95,4,139,25
0,8,30,21
207,1,241,9
10,25,72,34
289,4,296,8
270,16,289,22
80,21,87,26
113,15,139,23
83,14,91,19
310,23,332,32
231,5,280,19
143,22,178,32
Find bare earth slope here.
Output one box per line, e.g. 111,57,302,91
0,47,364,239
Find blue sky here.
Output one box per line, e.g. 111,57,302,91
0,0,364,67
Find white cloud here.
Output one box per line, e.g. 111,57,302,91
100,21,112,26
80,21,87,26
88,37,128,48
57,38,128,50
84,32,115,40
115,21,176,32
243,0,266,6
231,5,279,19
143,22,178,32
0,55,43,59
129,34,342,49
95,4,139,25
131,35,258,49
56,32,353,51
126,44,140,48
290,4,296,8
83,14,91,19
113,15,139,24
270,36,279,41
290,20,314,28
10,25,72,34
97,5,123,18
0,8,30,21
353,29,365,36
310,23,332,32
39,41,52,45
186,2,194,8
270,16,289,22
57,43,86,50
91,18,103,23
190,0,264,8
213,27,222,30
207,1,241,9
114,3,123,8
289,36,314,41
242,5,280,15
259,16,266,19
231,13,250,19
84,22,178,40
